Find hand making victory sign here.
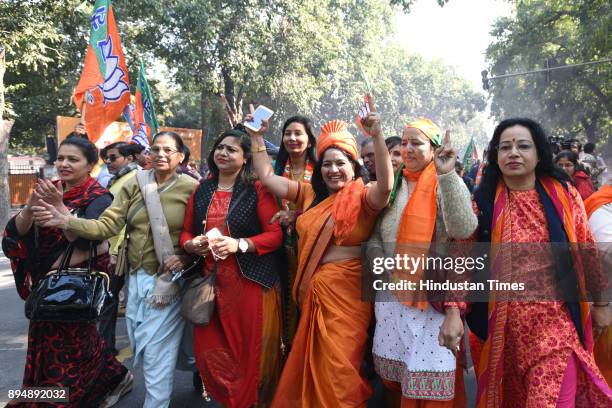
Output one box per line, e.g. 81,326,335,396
433,130,457,175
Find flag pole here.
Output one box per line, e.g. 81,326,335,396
80,90,88,125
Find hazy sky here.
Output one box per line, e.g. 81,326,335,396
394,0,513,90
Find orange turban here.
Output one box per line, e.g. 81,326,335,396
317,120,359,161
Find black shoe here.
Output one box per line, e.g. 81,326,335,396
193,371,203,393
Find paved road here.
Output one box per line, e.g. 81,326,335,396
0,251,476,407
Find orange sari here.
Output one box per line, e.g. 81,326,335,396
272,181,380,407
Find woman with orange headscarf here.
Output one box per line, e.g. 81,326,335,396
585,184,612,387
367,119,477,407
247,97,393,407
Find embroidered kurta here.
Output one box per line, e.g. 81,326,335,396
180,182,283,407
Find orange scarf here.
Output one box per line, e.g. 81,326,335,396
584,185,612,218
394,161,438,310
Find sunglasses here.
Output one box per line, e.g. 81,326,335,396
104,155,123,163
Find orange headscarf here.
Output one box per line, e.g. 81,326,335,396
404,118,443,148
584,185,612,218
316,120,359,161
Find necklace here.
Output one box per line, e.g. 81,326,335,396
217,183,234,192
290,165,304,181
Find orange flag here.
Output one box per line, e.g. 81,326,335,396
73,0,130,143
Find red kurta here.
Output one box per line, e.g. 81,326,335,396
475,187,611,407
180,181,282,407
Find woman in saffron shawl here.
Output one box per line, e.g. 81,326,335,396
271,116,317,349
248,97,393,407
584,182,612,387
3,137,130,407
457,118,612,407
368,119,477,407
180,128,283,407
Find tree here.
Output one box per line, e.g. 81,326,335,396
485,0,611,148
0,45,12,230
1,0,90,150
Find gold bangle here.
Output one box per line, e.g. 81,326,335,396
251,145,267,153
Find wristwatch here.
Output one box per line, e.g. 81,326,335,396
238,238,248,253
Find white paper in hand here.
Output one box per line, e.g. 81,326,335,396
205,228,226,260
244,105,274,132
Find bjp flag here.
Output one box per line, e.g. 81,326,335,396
130,59,159,150
73,0,130,143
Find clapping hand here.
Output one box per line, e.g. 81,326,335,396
35,179,66,211
31,201,69,229
433,130,457,175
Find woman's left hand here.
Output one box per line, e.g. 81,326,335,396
163,255,186,274
438,308,464,356
210,236,239,258
591,304,612,339
433,130,457,175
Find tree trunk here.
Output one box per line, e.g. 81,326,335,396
0,46,12,231
200,86,208,173
0,120,13,231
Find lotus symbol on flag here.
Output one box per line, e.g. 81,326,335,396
97,36,129,104
133,123,151,149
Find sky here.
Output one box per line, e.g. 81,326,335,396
394,0,513,90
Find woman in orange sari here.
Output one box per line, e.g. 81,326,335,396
454,118,612,407
247,97,393,407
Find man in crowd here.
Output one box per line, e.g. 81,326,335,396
98,141,139,355
361,138,376,181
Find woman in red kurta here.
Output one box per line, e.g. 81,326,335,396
555,150,595,200
461,118,611,407
180,128,283,407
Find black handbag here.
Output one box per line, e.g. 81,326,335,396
25,243,113,322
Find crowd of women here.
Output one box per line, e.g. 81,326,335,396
3,94,612,407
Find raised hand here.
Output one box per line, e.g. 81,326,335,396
244,104,269,139
433,130,457,175
360,94,382,139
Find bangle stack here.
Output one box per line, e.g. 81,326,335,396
251,145,267,153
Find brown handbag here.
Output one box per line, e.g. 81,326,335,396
180,261,216,326
180,187,249,325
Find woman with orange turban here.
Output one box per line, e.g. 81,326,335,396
247,97,393,407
